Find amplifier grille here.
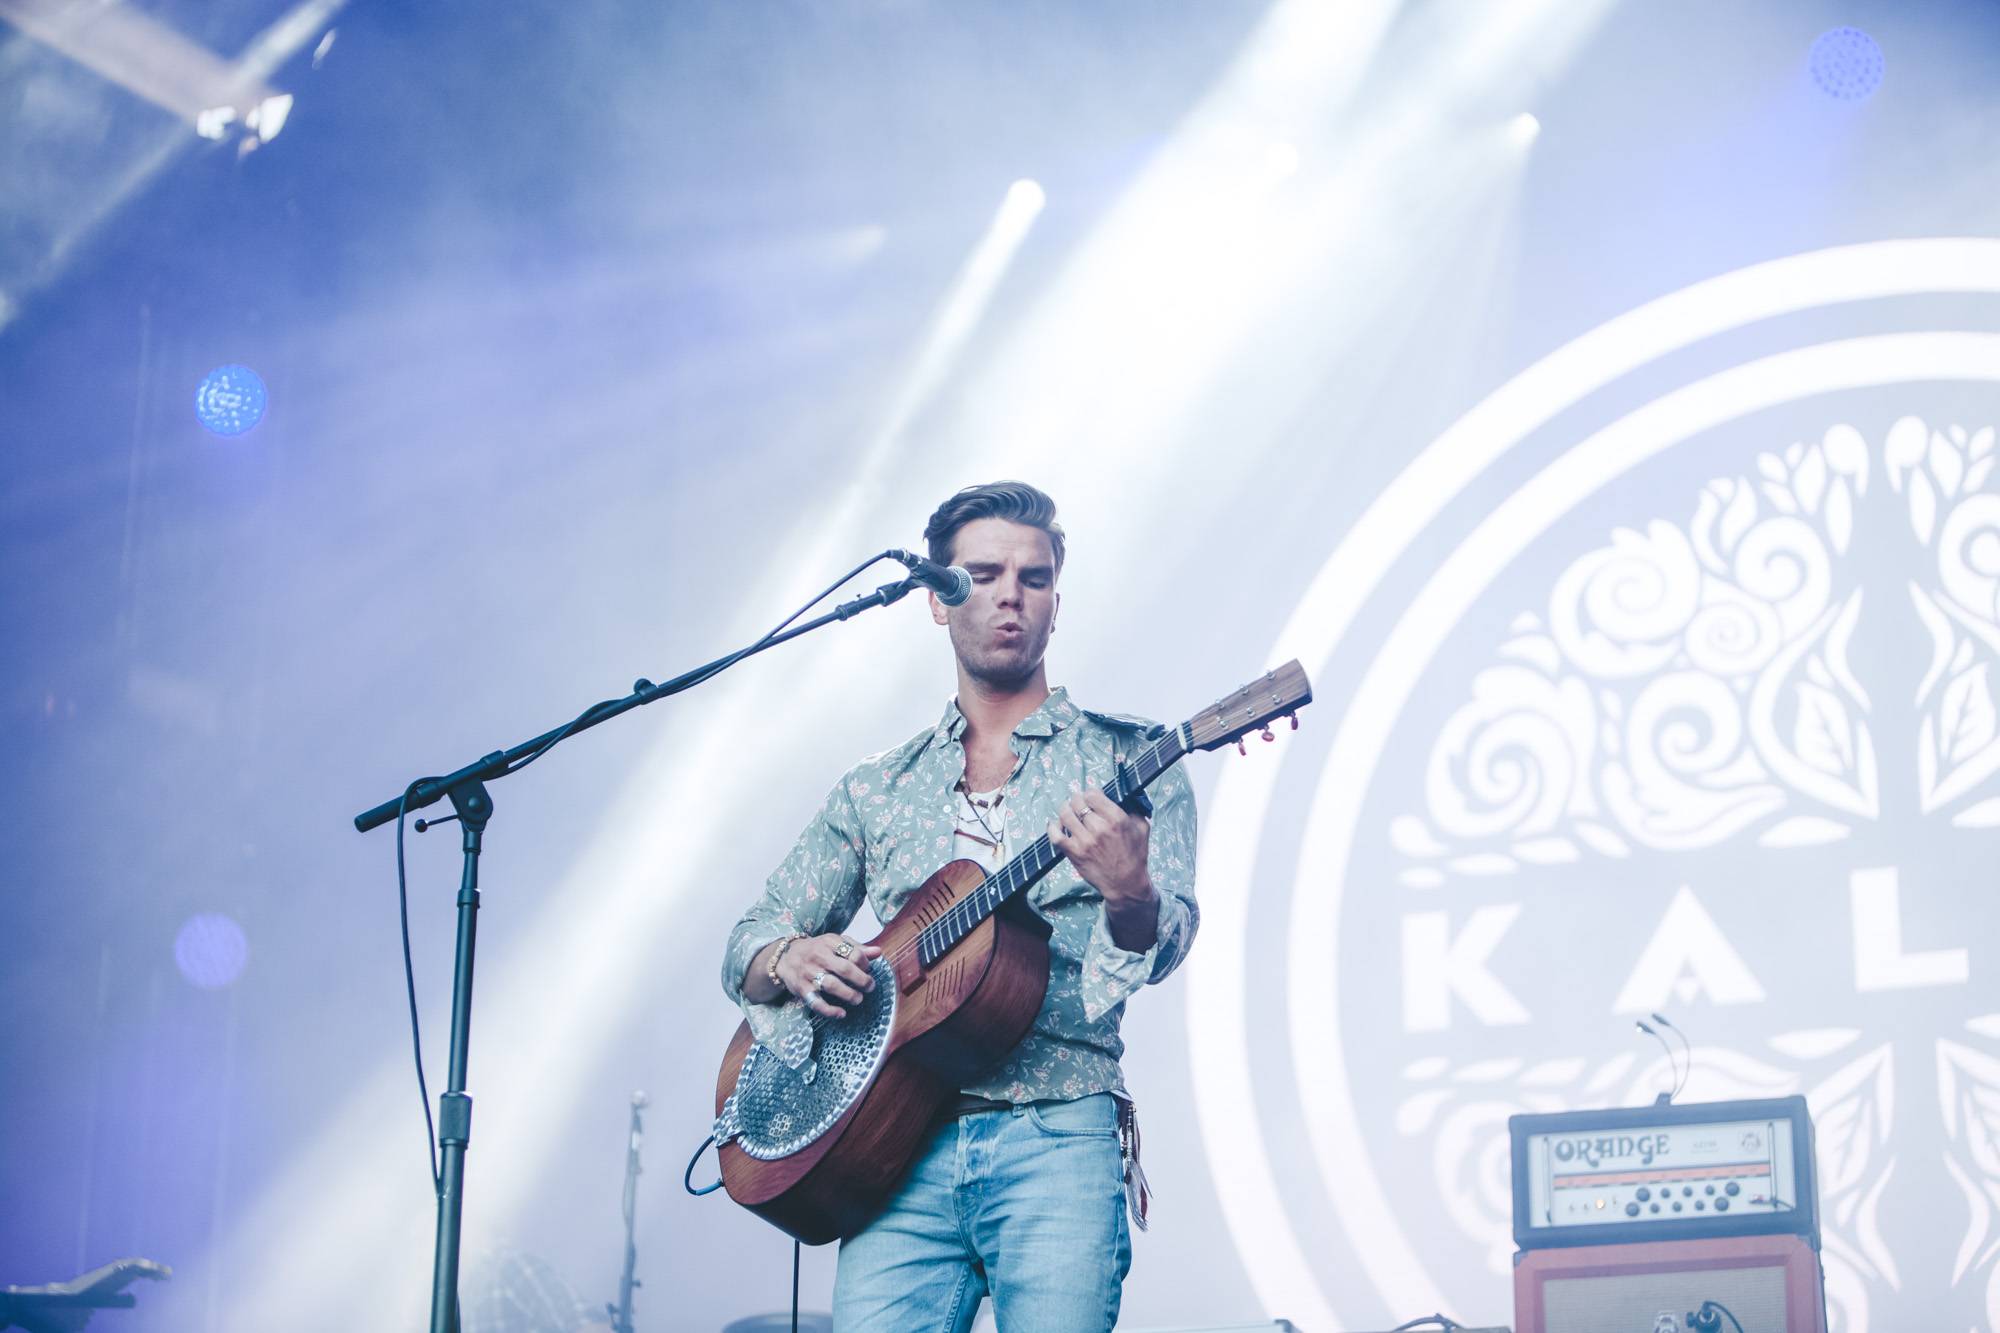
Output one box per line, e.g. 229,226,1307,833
1545,1264,1787,1331
1517,1234,1824,1333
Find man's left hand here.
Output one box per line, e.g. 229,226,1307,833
1049,789,1158,951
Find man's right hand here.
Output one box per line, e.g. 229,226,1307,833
745,933,883,1018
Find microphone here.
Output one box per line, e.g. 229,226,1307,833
887,549,973,606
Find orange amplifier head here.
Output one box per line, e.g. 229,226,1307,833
1509,1095,1818,1251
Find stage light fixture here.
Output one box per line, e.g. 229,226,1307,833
194,363,268,436
1809,26,1884,101
1509,112,1542,147
175,913,249,989
1005,178,1047,215
1261,140,1302,182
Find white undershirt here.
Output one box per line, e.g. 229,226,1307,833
953,783,1007,872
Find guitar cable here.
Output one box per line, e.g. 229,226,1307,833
684,1133,799,1327
684,1135,723,1194
1687,1299,1746,1333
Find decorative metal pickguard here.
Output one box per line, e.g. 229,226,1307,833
714,955,897,1160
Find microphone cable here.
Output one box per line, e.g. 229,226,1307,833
1652,1011,1694,1099
388,549,904,1332
1634,1019,1681,1102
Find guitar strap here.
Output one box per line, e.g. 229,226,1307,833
1112,1090,1151,1231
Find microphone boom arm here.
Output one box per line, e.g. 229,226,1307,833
353,569,917,832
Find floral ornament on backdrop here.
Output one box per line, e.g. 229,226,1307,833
1391,422,1955,888
1937,1014,2000,1331
1384,419,2000,1327
1890,421,2000,822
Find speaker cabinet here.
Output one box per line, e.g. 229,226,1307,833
1515,1233,1825,1333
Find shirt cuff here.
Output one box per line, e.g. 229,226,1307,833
1080,897,1166,1023
730,931,815,1069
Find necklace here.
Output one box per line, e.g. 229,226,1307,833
955,779,1006,853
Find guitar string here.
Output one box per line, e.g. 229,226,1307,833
891,703,1260,968
918,728,1176,952
785,692,1292,1033
911,691,1285,958
791,691,1301,1033
922,723,1186,946
797,730,1185,1035
916,732,1168,962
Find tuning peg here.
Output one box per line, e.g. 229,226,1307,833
1260,727,1275,742
1236,738,1248,756
1287,713,1299,730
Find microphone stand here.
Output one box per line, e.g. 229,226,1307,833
609,1092,646,1333
352,568,926,1333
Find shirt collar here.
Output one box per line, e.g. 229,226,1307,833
933,685,1079,745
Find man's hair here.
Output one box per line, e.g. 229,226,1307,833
923,481,1066,573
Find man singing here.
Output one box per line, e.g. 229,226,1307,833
721,480,1198,1331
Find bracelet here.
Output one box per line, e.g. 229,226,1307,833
766,933,807,986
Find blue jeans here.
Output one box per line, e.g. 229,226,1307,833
832,1092,1131,1332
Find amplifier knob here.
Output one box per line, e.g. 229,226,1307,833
1625,1202,1641,1217
1725,1181,1740,1196
1672,1202,1683,1212
1636,1187,1651,1202
1716,1197,1730,1212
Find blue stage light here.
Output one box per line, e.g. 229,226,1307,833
194,363,268,436
175,912,249,989
1809,27,1884,101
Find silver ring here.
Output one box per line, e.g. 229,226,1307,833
811,969,828,991
833,940,854,959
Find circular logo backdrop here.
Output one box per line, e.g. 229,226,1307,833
1191,240,2000,1332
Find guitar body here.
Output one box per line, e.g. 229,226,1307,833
713,858,1052,1244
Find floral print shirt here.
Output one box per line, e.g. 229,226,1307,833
720,686,1199,1103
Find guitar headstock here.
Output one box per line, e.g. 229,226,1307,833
1185,659,1313,752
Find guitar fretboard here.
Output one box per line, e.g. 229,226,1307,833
915,723,1190,965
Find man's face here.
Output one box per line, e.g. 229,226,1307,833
931,517,1059,689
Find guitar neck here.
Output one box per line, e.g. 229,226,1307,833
915,724,1190,965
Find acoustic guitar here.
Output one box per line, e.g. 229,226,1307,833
711,660,1312,1243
